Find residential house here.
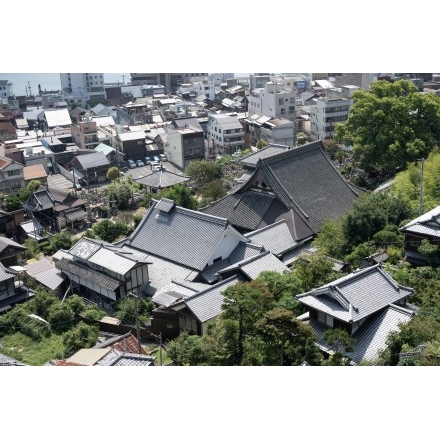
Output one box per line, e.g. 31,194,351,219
18,218,44,243
206,113,245,155
55,237,152,305
21,185,88,232
0,156,25,194
164,117,205,168
71,115,100,149
116,130,147,162
94,143,120,167
0,208,26,240
399,205,440,266
23,163,48,186
23,257,67,296
244,114,295,147
0,115,16,142
0,236,25,266
0,261,29,313
296,264,416,365
42,108,72,131
152,275,241,338
202,140,364,241
69,151,111,188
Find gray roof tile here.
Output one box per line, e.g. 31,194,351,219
296,265,414,323
128,199,233,271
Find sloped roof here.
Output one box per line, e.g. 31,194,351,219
23,163,47,181
0,353,27,366
303,303,415,365
136,169,190,189
244,220,298,256
44,109,71,128
0,236,25,253
74,151,110,168
127,198,244,271
200,241,264,283
236,141,363,233
97,349,155,366
296,264,414,323
0,261,15,282
239,144,290,168
217,250,290,280
181,275,241,323
399,205,440,238
22,188,55,211
94,143,116,156
94,332,148,355
66,348,112,366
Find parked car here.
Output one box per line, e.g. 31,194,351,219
159,154,167,162
153,155,160,162
152,164,162,172
143,157,151,165
127,159,136,169
136,159,144,167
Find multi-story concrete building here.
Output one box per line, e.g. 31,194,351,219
71,116,100,150
248,82,296,122
333,73,378,90
0,80,13,99
249,74,271,91
207,114,245,155
310,97,352,140
164,117,205,169
130,73,209,94
60,73,106,106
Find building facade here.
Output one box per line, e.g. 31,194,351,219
206,114,245,155
310,97,352,140
60,73,105,106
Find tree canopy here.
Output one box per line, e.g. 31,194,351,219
334,80,440,173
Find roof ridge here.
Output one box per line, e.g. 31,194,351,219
185,275,240,302
244,219,286,237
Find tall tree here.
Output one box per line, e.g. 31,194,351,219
221,279,274,364
334,80,440,173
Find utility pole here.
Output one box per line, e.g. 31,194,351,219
159,332,163,366
418,158,425,216
129,290,142,354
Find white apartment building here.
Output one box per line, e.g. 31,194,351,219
0,80,13,98
60,73,105,106
207,114,245,155
248,82,296,123
310,97,352,141
192,81,216,101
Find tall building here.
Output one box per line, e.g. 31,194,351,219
248,81,296,123
130,73,209,94
60,73,105,105
333,73,378,90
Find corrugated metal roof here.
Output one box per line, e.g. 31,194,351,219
34,267,66,290
75,151,110,168
67,348,111,366
88,247,139,275
44,109,72,128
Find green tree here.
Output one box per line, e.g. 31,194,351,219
345,241,377,270
185,160,223,187
334,80,440,173
256,138,269,149
92,219,129,243
160,184,198,209
293,253,338,291
323,328,354,365
107,178,135,209
257,270,304,314
200,180,227,204
221,279,274,364
255,307,319,365
47,302,75,333
115,296,154,326
418,239,439,266
49,231,74,253
167,331,207,365
106,166,121,181
296,132,309,146
62,321,100,356
312,218,348,259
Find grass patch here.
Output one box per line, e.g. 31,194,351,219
144,343,173,365
0,332,66,366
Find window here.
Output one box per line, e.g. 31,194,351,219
317,311,334,327
7,169,20,177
